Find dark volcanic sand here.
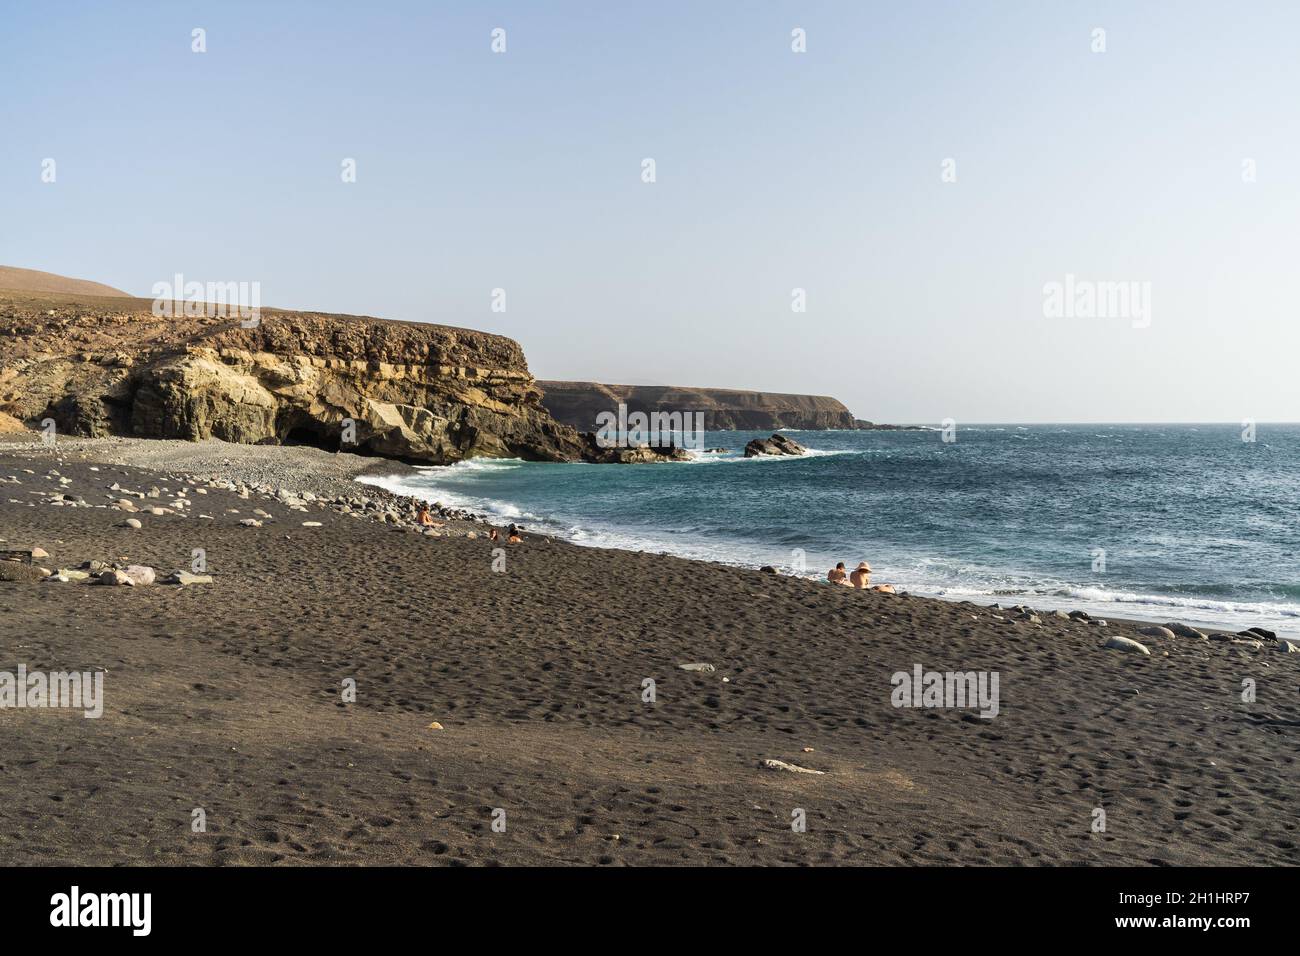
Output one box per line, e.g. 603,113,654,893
1,442,1297,866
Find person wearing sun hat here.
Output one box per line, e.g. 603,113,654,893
849,562,872,589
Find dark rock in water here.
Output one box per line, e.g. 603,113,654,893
852,420,926,431
743,434,808,458
759,565,779,574
581,440,691,464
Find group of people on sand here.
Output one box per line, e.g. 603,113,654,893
827,561,895,594
417,506,524,543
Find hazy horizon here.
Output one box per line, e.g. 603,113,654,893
5,1,1298,424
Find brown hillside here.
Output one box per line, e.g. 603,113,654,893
0,265,130,298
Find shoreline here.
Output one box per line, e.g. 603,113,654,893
4,434,1290,642
353,452,1298,643
3,434,1298,865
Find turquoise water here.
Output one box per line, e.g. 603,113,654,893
363,424,1300,638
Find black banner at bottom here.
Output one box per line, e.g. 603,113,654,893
0,865,1279,941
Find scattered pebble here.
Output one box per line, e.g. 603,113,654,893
760,759,825,775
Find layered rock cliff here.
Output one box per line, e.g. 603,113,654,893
0,291,629,464
538,381,868,431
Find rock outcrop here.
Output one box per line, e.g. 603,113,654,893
539,380,920,431
0,291,668,465
743,434,808,457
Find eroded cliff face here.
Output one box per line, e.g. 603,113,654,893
538,381,863,431
0,292,593,463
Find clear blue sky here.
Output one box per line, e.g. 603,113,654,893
3,1,1297,423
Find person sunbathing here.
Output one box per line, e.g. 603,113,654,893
827,562,851,585
850,561,897,593
417,506,436,527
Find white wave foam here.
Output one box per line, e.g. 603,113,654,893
357,472,543,523
412,457,526,474
355,458,1300,638
1052,584,1300,619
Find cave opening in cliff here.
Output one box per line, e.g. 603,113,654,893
283,425,342,453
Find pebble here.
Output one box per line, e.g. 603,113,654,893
760,759,825,775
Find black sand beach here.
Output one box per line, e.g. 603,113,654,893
2,437,1297,866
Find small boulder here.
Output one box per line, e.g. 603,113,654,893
743,434,808,458
122,565,156,586
678,663,716,673
118,518,142,529
1137,625,1175,641
1102,635,1150,655
0,563,47,583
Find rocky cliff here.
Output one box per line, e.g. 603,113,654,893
538,381,869,431
0,291,640,464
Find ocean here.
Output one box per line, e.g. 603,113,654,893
361,424,1300,639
